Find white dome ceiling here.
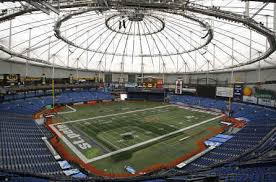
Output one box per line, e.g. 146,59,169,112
0,0,275,73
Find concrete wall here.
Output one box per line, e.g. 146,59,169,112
0,60,96,78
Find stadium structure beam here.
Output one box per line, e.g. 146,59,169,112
160,13,229,70
149,17,192,72
185,3,276,69
0,0,60,14
251,2,269,19
140,20,155,71
241,0,275,2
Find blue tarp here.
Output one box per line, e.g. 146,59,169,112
63,169,80,176
216,134,233,139
58,160,71,170
205,134,233,146
71,172,87,178
204,140,222,147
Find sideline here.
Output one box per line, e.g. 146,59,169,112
53,105,171,125
57,105,77,115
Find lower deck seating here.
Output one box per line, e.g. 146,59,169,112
0,90,113,176
164,165,276,182
0,90,113,115
0,114,62,175
169,95,276,172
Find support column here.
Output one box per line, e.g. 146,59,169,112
231,38,234,84
52,54,55,108
249,29,252,61
162,62,165,87
9,20,12,51
86,31,89,69
76,58,79,82
48,36,51,63
67,44,70,67
206,60,209,85
184,63,187,84
213,43,215,69
258,51,261,83
245,0,250,17
141,57,144,85
274,3,276,33
26,28,32,77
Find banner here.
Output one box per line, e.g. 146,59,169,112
87,101,97,105
156,79,163,88
243,96,258,104
41,74,46,85
175,79,183,95
258,98,275,107
216,87,233,98
233,84,243,101
182,88,196,94
69,74,73,84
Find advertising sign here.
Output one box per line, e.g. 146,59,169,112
243,96,258,104
216,87,234,98
258,98,275,107
233,84,243,101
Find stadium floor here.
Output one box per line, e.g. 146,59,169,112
51,101,223,174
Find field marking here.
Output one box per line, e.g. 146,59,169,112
70,123,111,153
85,114,223,163
179,136,190,141
49,105,222,164
52,105,171,125
48,124,89,162
99,126,157,149
173,104,220,115
58,105,76,115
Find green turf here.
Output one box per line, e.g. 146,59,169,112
53,101,222,174
84,148,101,159
92,122,221,173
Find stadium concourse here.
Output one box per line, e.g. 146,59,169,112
0,0,276,181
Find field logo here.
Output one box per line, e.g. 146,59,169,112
56,125,91,150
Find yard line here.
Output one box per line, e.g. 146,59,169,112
71,123,111,153
53,105,172,125
97,134,121,150
85,115,223,163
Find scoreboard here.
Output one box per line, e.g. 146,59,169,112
3,74,20,86
137,76,163,89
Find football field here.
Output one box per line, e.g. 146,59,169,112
50,101,223,173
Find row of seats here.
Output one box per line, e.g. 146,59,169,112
170,95,276,122
0,114,62,175
3,90,52,101
164,165,276,182
0,90,113,115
